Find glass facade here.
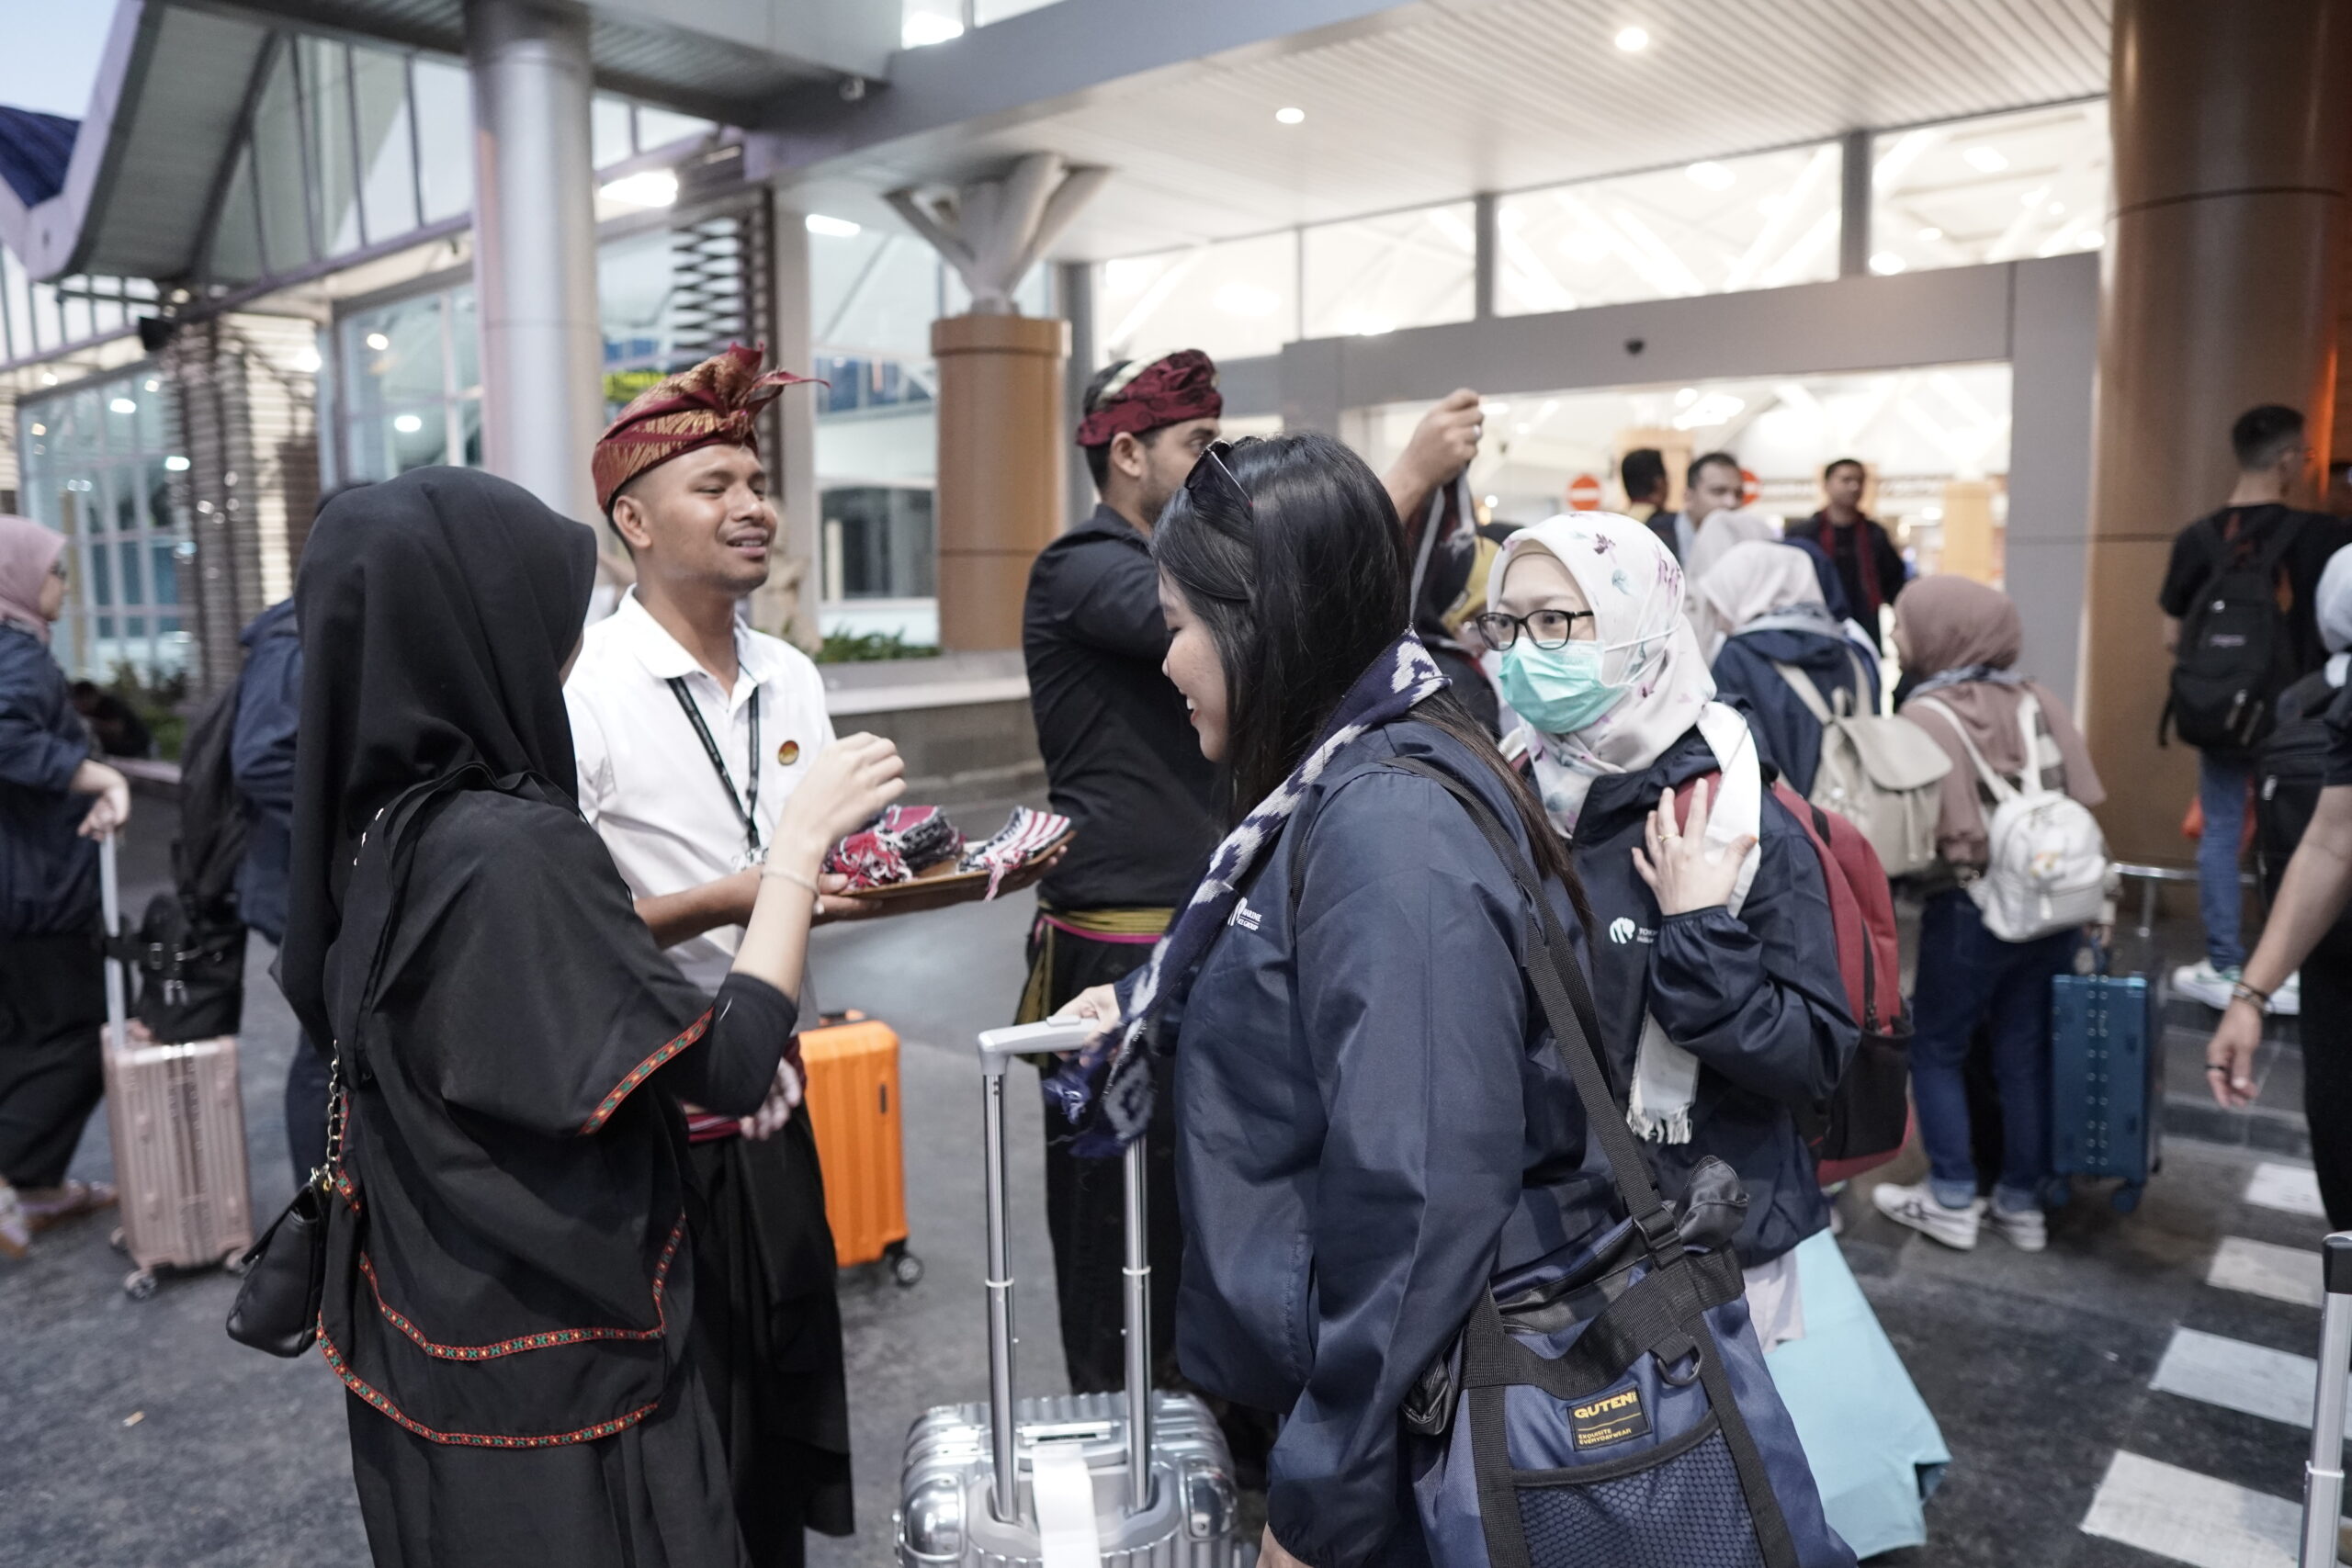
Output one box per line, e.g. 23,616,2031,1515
0,255,158,367
1870,100,2109,274
17,368,191,681
1100,231,1298,366
1495,143,1844,313
338,288,482,479
1302,203,1477,338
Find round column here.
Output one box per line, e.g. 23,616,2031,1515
2082,0,2352,863
933,313,1069,650
465,0,602,524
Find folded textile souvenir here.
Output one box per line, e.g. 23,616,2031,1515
958,807,1073,899
823,805,970,891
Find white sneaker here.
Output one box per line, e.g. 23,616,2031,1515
2272,972,2301,1017
2170,959,2239,1011
1985,1202,2048,1252
1872,1181,1983,1250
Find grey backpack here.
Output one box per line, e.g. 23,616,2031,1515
1770,649,1952,878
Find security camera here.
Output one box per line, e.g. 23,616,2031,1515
1624,336,1645,355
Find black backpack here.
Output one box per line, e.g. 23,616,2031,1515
2164,511,2306,752
112,678,249,1043
2254,671,2346,913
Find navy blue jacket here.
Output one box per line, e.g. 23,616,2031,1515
0,623,96,939
1569,723,1855,1269
1711,627,1879,797
230,600,300,943
1147,716,1610,1568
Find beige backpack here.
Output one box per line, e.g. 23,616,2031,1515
1771,651,1952,878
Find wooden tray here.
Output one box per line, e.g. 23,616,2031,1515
840,827,1075,903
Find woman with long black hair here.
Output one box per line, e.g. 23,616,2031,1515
1052,434,1616,1567
279,468,902,1568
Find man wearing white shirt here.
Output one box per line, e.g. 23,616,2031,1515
567,345,857,1566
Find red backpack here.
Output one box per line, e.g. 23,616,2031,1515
1671,776,1913,1185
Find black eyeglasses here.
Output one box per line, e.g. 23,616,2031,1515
1472,609,1596,650
1183,440,1252,516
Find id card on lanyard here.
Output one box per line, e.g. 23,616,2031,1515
667,676,762,871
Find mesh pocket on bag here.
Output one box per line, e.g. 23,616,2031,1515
1515,1428,1767,1568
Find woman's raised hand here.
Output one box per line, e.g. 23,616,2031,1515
1630,776,1755,917
775,733,906,861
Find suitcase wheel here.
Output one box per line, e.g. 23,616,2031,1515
107,1226,126,1254
2111,1185,2143,1215
887,1242,923,1289
122,1269,158,1302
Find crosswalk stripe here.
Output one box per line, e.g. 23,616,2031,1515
2210,1236,2326,1309
2245,1163,2327,1219
2079,1451,2301,1568
2151,1325,2343,1429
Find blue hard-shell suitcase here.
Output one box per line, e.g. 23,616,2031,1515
2050,958,2163,1213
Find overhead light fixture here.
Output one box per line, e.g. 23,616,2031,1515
291,348,322,374
109,397,137,414
1211,281,1279,318
1614,25,1650,51
1963,145,2008,174
900,11,964,47
164,455,189,472
600,170,679,209
393,413,424,434
365,332,390,351
28,423,44,435
1685,161,1736,192
1484,493,1500,508
1274,107,1306,125
1869,251,1907,275
142,378,158,392
1917,225,1942,242
39,372,55,386
804,213,862,238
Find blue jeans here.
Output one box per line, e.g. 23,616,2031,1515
1909,890,2080,1213
2198,753,2251,970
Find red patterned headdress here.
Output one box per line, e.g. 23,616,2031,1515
1075,349,1222,448
594,344,821,513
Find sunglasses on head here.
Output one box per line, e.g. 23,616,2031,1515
1183,439,1252,517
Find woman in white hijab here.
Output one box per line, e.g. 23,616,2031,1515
1481,512,1950,1556
1699,541,1883,795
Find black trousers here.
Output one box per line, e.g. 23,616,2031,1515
1023,924,1183,1393
2301,929,2352,1231
0,927,107,1189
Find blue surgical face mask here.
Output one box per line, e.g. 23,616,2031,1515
1499,637,1630,736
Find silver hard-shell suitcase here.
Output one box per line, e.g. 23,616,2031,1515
97,832,254,1299
895,1020,1250,1567
2299,1231,2352,1566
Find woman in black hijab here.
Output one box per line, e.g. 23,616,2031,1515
282,468,901,1568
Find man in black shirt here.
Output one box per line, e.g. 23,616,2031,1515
2159,403,2349,1011
1786,457,1907,653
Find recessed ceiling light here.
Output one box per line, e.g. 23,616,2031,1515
365,332,390,351
1917,225,1942,242
1869,251,1907,275
142,378,158,391
600,170,679,209
393,413,424,434
1963,145,2008,174
900,12,963,47
1274,107,1306,125
804,213,861,238
109,397,136,414
28,423,44,435
1685,161,1735,191
164,455,188,471
1614,25,1650,51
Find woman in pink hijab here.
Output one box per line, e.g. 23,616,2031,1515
0,514,132,1258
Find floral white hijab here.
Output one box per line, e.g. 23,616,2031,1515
1491,511,1761,1144
1490,512,1722,830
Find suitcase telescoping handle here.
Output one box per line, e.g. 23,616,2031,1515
2301,1233,2352,1567
98,830,129,1051
976,1021,1154,1526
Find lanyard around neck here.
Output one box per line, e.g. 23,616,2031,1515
666,676,761,854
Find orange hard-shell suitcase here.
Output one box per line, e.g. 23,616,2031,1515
798,1013,922,1286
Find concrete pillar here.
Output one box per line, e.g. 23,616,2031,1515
765,192,823,647
2081,0,2352,863
464,0,601,524
1059,259,1097,534
1838,130,1871,280
933,313,1069,649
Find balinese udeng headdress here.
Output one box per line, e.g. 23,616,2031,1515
593,343,821,513
1075,349,1222,447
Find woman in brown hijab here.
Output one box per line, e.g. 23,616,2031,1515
1871,576,2104,1255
